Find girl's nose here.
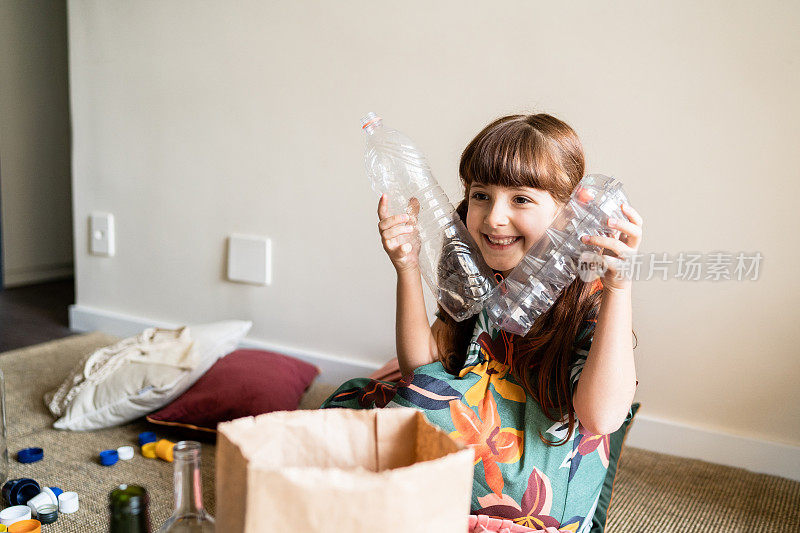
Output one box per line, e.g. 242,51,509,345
485,201,510,227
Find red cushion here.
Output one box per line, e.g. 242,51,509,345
146,348,319,432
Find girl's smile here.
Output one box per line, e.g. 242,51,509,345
466,183,561,274
484,234,522,247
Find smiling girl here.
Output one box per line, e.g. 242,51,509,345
323,113,642,532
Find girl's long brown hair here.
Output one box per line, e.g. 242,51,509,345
435,114,602,446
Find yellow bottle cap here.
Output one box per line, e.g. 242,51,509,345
141,442,157,459
155,439,175,462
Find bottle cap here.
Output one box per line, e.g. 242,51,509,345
2,479,41,506
2,479,21,505
57,492,79,514
141,442,157,459
6,519,41,533
0,506,31,526
40,488,58,507
46,487,62,499
15,448,43,464
155,439,175,462
34,503,57,524
117,446,134,460
25,492,54,515
99,449,119,466
361,112,382,130
137,431,158,446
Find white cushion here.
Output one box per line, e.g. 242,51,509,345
45,320,252,431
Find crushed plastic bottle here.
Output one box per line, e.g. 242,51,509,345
362,112,495,321
484,174,630,336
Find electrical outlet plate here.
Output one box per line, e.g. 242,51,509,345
227,234,271,285
90,213,115,256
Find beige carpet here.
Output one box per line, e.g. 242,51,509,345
0,332,337,531
1,333,798,532
606,447,799,532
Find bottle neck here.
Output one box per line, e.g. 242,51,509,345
173,444,205,515
109,485,150,533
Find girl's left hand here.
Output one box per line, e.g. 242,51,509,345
581,203,644,292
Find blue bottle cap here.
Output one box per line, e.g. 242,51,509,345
48,487,63,498
138,431,158,446
99,449,119,466
16,447,44,464
2,478,21,503
3,478,41,506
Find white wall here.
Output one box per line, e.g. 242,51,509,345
68,1,800,451
0,1,73,287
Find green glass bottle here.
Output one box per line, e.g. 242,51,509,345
110,484,151,533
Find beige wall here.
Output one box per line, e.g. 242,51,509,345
68,1,800,447
0,0,73,286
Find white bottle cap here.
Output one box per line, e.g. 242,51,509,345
41,486,59,506
26,491,53,515
58,491,80,514
0,505,32,525
117,445,135,460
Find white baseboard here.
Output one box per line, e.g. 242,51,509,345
68,304,381,386
626,412,800,481
69,303,800,482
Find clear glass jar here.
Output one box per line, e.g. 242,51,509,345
157,441,215,532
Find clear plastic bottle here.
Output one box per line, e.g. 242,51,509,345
157,441,215,533
484,174,630,336
361,112,495,321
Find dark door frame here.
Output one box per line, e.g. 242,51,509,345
0,159,4,291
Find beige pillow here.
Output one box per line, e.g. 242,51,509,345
45,320,252,431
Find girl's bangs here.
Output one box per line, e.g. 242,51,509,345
460,118,575,201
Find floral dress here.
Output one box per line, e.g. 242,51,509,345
321,307,624,533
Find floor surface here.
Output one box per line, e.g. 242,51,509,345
0,277,75,352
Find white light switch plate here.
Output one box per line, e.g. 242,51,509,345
227,234,271,285
90,212,115,256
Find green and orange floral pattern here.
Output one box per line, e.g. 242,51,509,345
449,392,523,496
321,309,614,533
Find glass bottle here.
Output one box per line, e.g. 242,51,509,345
157,441,215,532
109,484,151,533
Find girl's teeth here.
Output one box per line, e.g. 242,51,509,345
487,236,517,245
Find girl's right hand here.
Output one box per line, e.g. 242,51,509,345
377,194,421,273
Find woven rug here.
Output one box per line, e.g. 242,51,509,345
0,332,337,531
1,333,798,532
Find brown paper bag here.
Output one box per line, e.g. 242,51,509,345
216,407,475,533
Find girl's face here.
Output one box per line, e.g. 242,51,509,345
466,183,561,275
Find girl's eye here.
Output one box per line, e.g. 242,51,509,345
514,196,534,204
470,192,488,201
